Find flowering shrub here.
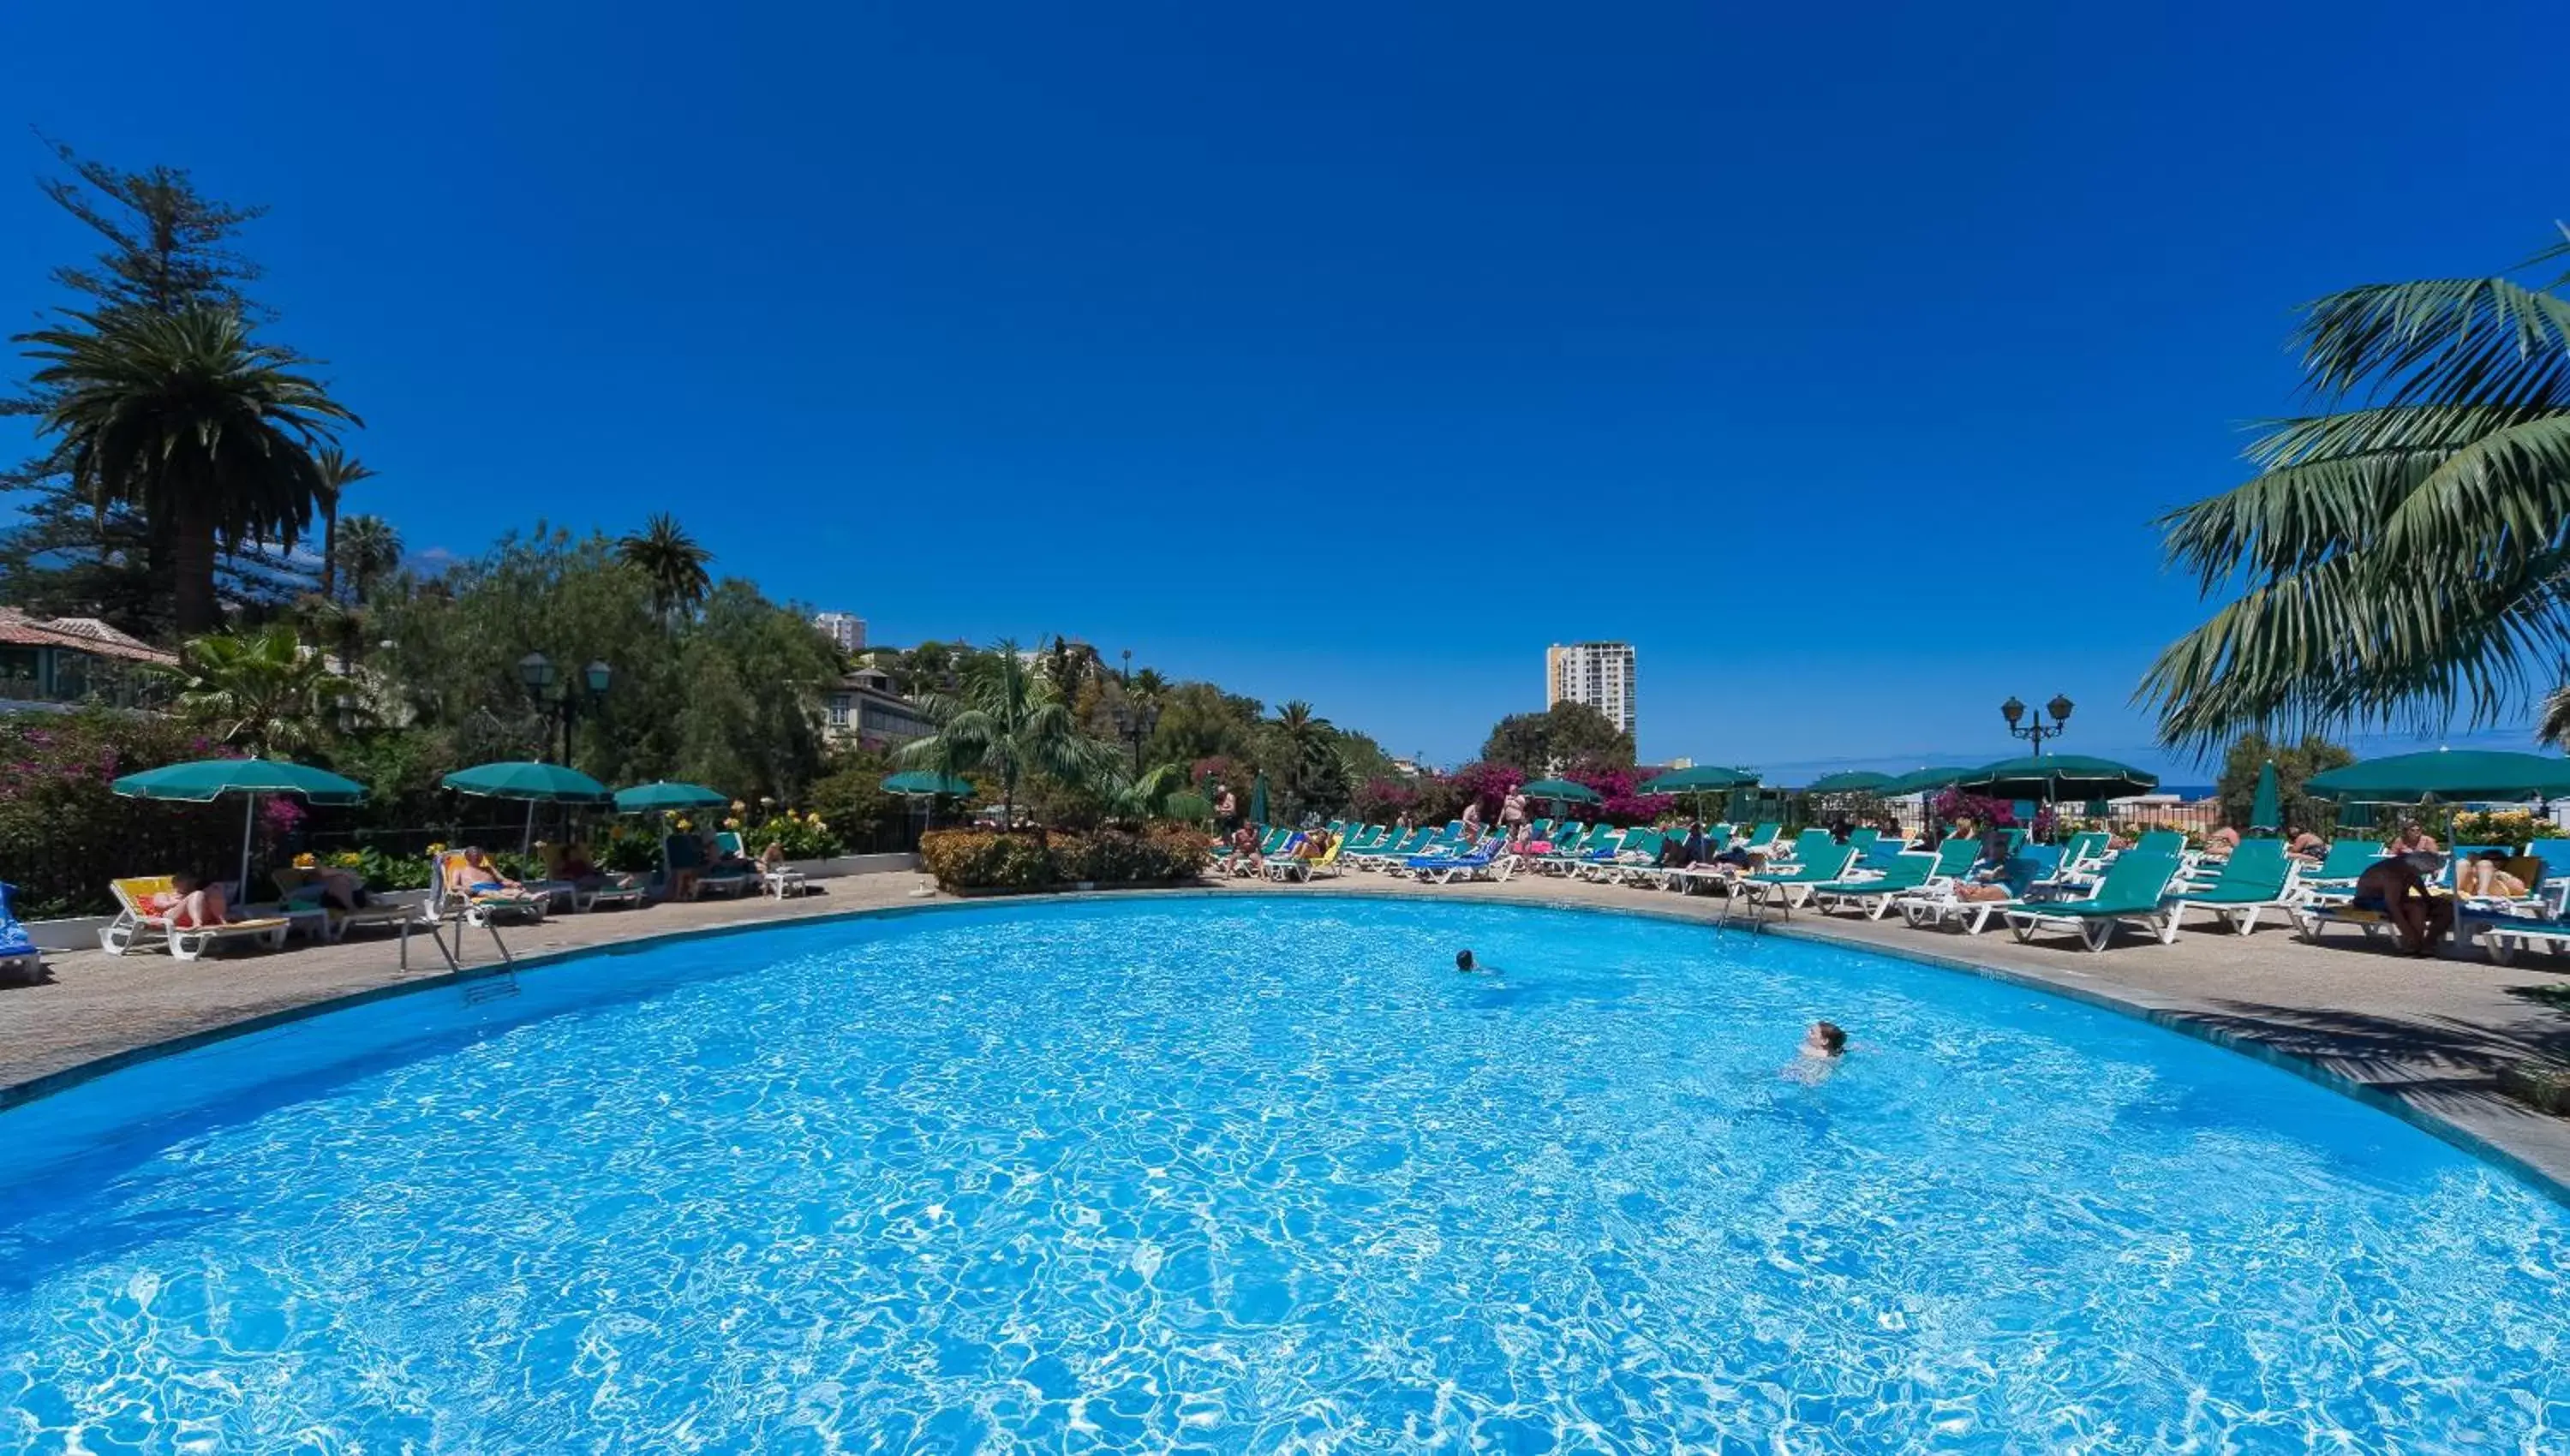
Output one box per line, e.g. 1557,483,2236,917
1928,789,2020,829
918,823,1210,892
0,712,268,917
2449,809,2542,849
1350,775,1418,826
744,809,842,861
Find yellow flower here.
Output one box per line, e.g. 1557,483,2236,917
336,851,362,868
292,852,317,868
731,799,747,812
426,842,447,856
675,817,692,832
812,818,828,831
806,811,823,825
722,816,740,830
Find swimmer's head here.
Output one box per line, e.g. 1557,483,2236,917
1455,949,1476,972
1808,1020,1847,1056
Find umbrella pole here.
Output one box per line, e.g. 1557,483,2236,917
523,798,537,856
238,793,257,898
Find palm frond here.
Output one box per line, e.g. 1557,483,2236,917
2297,277,2570,410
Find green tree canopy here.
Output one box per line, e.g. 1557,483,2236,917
1479,700,1632,773
2214,731,2355,834
21,305,356,635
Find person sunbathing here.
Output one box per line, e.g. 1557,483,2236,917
451,848,541,905
2206,825,2240,856
2390,820,2442,855
2462,850,2529,901
2286,826,2327,862
166,873,232,929
1227,824,1264,877
1953,829,2022,904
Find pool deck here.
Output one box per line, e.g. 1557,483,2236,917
5,868,2567,1190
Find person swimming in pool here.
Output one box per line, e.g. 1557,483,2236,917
1455,948,1492,974
1782,1020,1848,1084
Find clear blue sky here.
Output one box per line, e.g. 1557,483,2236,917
3,0,2562,780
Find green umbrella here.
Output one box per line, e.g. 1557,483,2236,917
113,756,368,897
2249,761,2281,832
1951,755,2159,803
2306,749,2570,803
883,771,974,834
444,761,614,853
1878,766,1974,797
443,761,614,803
1521,779,1603,804
1250,773,1270,827
613,780,732,814
1638,764,1756,821
1638,765,1759,793
1803,771,1893,793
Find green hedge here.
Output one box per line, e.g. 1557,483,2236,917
918,824,1210,892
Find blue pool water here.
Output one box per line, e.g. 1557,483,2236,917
0,897,2563,1453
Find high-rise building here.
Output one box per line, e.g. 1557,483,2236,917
813,612,867,653
1545,641,1636,737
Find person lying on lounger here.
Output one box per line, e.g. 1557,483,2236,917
2462,849,2529,901
1954,828,2023,904
166,873,233,929
2286,826,2326,862
450,848,541,905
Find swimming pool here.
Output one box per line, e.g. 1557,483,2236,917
1,897,2562,1451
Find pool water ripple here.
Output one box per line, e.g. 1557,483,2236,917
1,897,2564,1452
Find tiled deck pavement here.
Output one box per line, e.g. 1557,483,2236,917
4,867,2566,1190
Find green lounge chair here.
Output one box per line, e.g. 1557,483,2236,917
1816,838,1979,920
2170,838,2296,935
2297,839,2389,898
1584,828,1664,882
2004,850,2184,951
1740,840,1863,914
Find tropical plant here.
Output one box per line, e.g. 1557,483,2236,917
898,639,1107,826
164,624,344,756
20,304,358,634
1268,700,1339,815
309,446,374,602
334,512,402,606
2541,685,2570,752
2143,230,2570,749
618,512,714,622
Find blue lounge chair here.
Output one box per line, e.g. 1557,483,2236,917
0,880,40,980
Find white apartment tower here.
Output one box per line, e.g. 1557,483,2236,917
1545,641,1637,737
813,612,867,653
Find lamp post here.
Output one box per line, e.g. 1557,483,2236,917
518,652,613,765
2000,693,2074,755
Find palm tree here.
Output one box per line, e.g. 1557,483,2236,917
1039,635,1100,703
310,447,374,602
1269,701,1336,815
2142,229,2570,750
21,305,358,636
618,513,713,623
2539,686,2570,752
164,624,343,757
898,638,1106,826
334,514,403,606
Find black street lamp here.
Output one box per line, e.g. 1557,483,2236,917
2001,693,2074,755
518,651,614,764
